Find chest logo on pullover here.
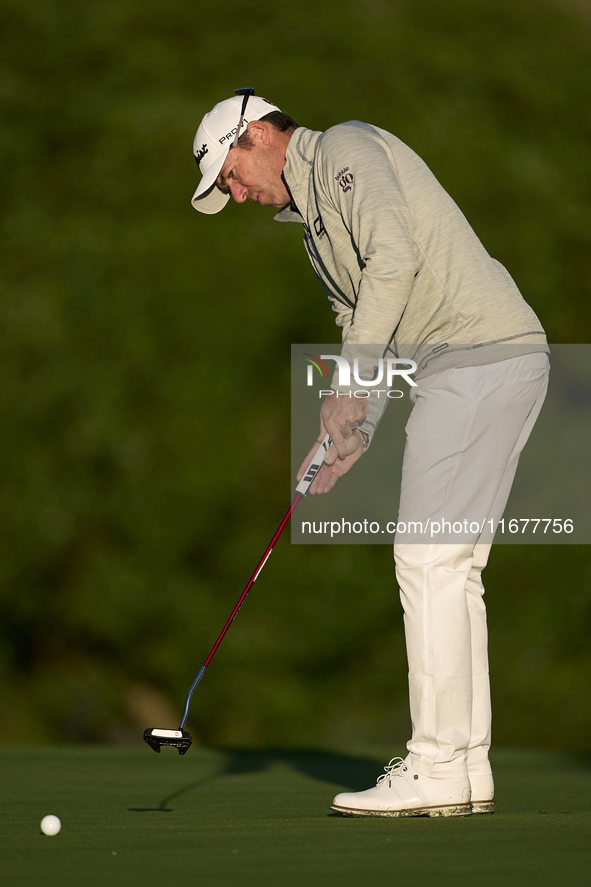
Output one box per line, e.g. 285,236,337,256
335,167,354,193
314,215,326,238
303,215,326,241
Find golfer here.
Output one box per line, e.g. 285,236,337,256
191,90,549,817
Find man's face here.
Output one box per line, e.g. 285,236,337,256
216,127,291,209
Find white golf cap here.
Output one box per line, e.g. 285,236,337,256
191,91,282,215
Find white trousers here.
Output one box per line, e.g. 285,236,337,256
393,353,550,779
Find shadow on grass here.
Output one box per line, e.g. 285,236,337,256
129,746,386,812
129,773,220,812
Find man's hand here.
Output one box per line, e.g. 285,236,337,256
296,393,368,494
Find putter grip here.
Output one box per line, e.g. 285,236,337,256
295,433,333,496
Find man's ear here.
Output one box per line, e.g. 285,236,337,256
246,120,270,145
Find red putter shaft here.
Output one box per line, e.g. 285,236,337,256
204,493,301,667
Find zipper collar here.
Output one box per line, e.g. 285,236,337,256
274,127,323,224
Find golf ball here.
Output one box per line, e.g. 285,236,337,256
40,815,61,836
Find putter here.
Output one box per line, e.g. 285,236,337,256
144,433,332,754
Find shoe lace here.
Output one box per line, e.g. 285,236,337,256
376,757,408,788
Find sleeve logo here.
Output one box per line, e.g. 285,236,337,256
335,167,354,193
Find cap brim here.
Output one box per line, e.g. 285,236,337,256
191,183,230,214
191,148,230,214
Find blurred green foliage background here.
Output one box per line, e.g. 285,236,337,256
0,0,590,751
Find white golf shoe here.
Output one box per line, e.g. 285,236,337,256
469,773,495,814
331,757,472,818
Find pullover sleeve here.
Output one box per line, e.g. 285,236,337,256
317,124,419,443
317,123,419,346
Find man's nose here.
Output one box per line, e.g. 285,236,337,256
230,181,248,203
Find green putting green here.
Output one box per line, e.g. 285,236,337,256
1,745,589,887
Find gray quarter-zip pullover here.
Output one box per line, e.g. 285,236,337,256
275,122,548,439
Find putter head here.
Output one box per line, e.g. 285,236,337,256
144,727,192,755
